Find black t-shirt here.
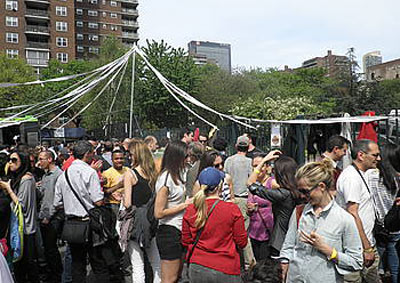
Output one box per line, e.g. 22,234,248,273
131,168,152,207
246,147,263,159
0,190,11,239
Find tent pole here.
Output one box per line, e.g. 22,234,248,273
129,49,136,138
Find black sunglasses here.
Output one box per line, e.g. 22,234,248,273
8,157,18,163
214,163,223,168
298,184,319,197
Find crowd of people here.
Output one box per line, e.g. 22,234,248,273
0,128,400,283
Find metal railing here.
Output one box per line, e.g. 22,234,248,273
120,8,138,15
120,0,138,4
25,25,49,33
26,41,49,49
121,20,139,27
25,9,49,17
121,32,138,39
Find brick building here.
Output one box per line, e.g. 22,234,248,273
1,0,139,72
366,58,400,81
298,50,350,78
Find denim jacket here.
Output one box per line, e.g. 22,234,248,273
280,200,363,282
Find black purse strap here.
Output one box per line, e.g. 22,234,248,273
351,163,379,220
65,168,90,216
186,199,220,268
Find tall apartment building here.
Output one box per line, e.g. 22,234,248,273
188,41,231,73
362,51,382,77
299,50,350,78
1,0,139,72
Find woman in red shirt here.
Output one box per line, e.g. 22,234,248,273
182,167,247,282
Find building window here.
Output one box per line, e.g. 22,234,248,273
57,53,68,63
56,6,67,16
76,21,83,27
110,13,117,18
76,9,83,15
102,12,106,17
88,10,98,16
6,16,18,27
110,0,117,6
89,47,99,54
102,24,107,29
88,22,98,29
89,0,98,4
56,22,68,32
102,0,105,4
6,32,18,43
56,37,68,47
5,0,18,11
110,25,117,31
76,0,82,2
6,49,18,58
76,33,84,40
88,34,98,41
77,46,84,52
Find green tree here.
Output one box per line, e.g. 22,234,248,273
133,39,200,128
0,54,36,111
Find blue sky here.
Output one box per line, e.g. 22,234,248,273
139,0,400,72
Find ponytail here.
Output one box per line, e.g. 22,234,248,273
193,185,208,229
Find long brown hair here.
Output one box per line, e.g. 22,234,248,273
129,140,157,190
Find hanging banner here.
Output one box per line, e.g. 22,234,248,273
270,123,281,148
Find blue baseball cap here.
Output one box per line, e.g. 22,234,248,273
198,167,225,190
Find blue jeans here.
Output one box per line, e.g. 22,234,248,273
377,233,400,283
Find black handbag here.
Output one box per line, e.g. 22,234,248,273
61,169,92,244
384,179,400,232
61,217,90,244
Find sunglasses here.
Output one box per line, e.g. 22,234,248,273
214,163,223,168
8,157,18,163
199,140,207,144
298,184,319,197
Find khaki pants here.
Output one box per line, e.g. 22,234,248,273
234,197,256,269
344,248,381,283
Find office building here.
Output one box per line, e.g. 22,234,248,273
0,0,139,72
188,40,231,73
362,51,382,78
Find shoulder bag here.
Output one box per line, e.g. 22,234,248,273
60,169,91,244
352,164,389,245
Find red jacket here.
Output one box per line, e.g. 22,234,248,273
182,199,247,275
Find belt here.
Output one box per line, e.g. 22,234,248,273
234,195,248,199
66,216,89,221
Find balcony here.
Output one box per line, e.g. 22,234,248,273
120,0,138,4
25,25,50,35
25,9,49,18
121,32,139,40
26,58,49,66
121,20,139,28
120,8,138,16
25,0,50,4
26,41,49,49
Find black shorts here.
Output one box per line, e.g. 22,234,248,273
156,224,183,260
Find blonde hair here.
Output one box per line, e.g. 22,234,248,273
193,183,221,229
129,139,157,190
295,159,334,189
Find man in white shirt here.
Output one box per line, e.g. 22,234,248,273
54,141,122,283
336,139,381,283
